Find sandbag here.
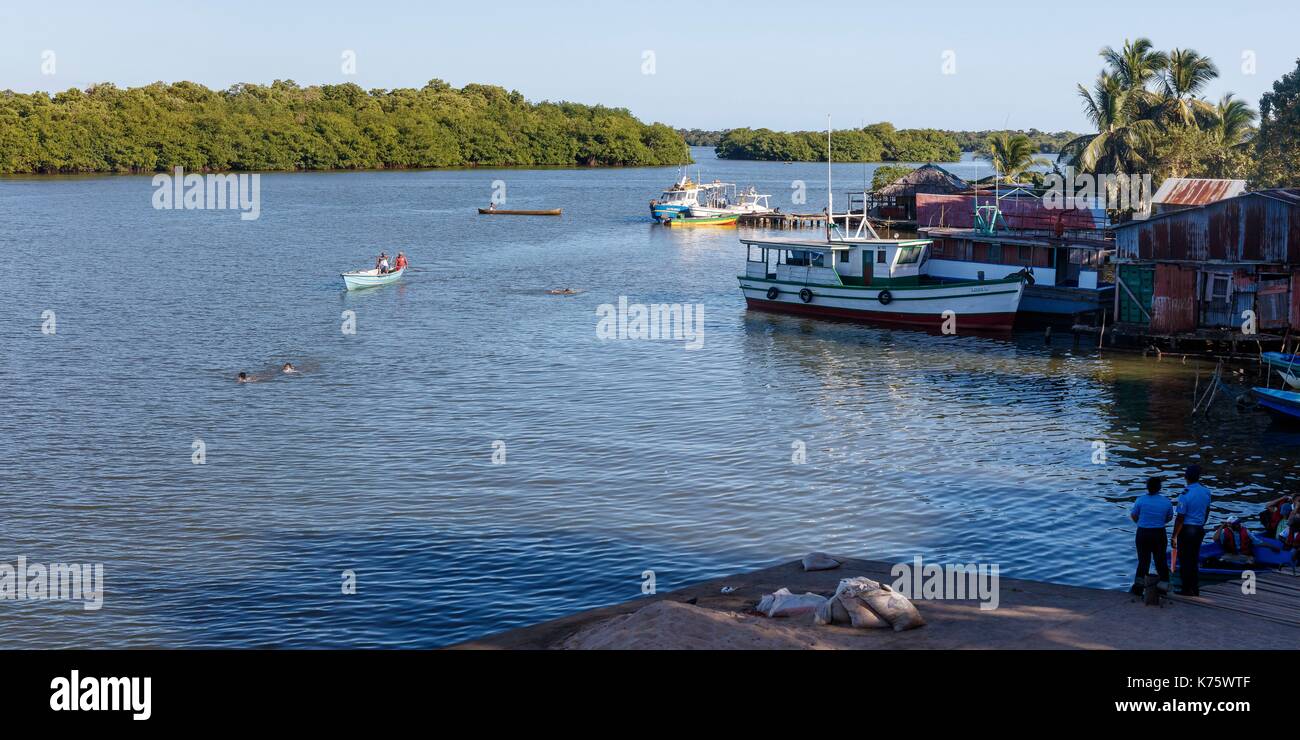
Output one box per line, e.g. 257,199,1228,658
861,584,926,632
814,577,890,629
801,552,842,572
756,587,826,618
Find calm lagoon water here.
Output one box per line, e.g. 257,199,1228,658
2,148,1297,647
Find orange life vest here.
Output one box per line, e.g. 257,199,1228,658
1217,525,1254,556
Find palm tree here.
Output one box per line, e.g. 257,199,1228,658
1100,38,1168,93
1158,48,1219,126
1059,72,1159,174
1209,93,1257,148
978,132,1049,181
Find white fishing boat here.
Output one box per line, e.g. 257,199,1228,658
738,236,1025,331
688,186,775,218
737,117,1024,331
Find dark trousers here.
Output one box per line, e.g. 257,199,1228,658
1134,527,1170,588
1178,525,1205,594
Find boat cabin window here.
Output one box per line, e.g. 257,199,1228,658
876,251,886,264
896,246,924,265
786,249,825,268
837,250,849,263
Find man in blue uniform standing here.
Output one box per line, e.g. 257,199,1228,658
1130,476,1174,595
1173,464,1212,596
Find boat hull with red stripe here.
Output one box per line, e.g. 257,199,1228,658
743,296,1018,331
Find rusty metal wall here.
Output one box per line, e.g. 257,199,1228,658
1258,277,1290,329
1150,263,1198,333
1116,192,1300,263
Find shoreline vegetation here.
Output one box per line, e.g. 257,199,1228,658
678,127,1079,157
0,79,690,174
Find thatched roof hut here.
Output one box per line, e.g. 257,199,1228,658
869,164,970,222
875,164,969,197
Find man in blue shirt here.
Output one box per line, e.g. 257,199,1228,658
1130,476,1174,595
1173,464,1213,596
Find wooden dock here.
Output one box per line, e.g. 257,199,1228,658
737,212,828,229
1169,569,1300,628
737,212,899,232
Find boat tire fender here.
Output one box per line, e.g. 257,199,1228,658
799,288,814,303
766,287,780,300
878,289,893,305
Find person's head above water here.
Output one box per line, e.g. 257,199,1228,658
1185,464,1202,483
237,372,248,382
1146,477,1162,494
282,363,295,372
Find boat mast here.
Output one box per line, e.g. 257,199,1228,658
826,114,832,241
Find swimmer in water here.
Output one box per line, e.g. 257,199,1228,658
237,372,250,383
282,363,297,374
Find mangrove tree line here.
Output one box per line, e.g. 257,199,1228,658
0,79,691,174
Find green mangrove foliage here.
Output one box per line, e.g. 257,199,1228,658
0,79,691,174
715,123,961,163
871,164,917,191
944,129,1079,153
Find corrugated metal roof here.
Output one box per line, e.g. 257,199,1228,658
1151,178,1247,206
1258,189,1300,206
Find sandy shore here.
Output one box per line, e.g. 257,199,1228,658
454,556,1299,650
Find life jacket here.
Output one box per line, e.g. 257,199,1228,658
1262,508,1283,537
1217,525,1254,556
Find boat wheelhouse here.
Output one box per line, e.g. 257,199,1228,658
649,177,731,221
738,236,1025,331
689,186,775,218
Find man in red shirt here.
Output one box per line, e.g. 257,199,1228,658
394,252,408,271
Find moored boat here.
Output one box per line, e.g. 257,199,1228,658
739,116,1023,331
1251,386,1300,421
738,236,1025,331
663,213,739,227
1261,352,1300,389
688,186,774,218
478,208,562,216
342,266,406,291
649,176,729,221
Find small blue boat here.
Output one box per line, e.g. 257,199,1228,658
1251,386,1300,421
1261,352,1300,371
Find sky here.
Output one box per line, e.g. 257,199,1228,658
0,0,1295,133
